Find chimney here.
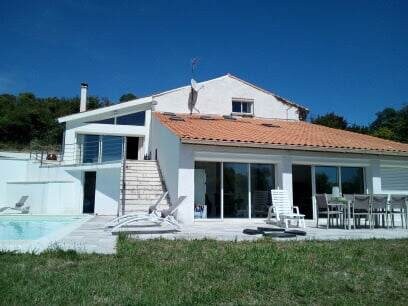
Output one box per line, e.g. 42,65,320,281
80,82,88,112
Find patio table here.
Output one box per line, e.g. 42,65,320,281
329,197,352,230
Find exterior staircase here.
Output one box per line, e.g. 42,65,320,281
120,160,170,215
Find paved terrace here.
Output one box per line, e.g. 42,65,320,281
53,216,408,254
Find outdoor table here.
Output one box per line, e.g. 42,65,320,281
328,197,352,230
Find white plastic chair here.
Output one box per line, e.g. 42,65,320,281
267,190,305,228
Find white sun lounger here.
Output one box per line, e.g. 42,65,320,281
108,195,186,232
267,190,305,228
105,192,168,229
0,196,30,214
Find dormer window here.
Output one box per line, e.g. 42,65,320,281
232,99,254,115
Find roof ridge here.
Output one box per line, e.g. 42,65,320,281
226,73,308,111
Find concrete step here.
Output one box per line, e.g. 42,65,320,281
123,193,166,200
125,164,159,170
122,199,170,206
124,181,164,186
123,190,166,196
122,183,164,189
122,184,165,191
124,173,162,177
125,160,157,164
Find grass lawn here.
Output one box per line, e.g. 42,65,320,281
1,237,408,305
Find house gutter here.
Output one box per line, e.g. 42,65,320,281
180,139,408,158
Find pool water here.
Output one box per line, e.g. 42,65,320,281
0,216,83,240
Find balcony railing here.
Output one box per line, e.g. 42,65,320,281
30,136,125,166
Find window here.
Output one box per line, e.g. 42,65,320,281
87,111,145,126
315,166,339,194
89,118,114,124
82,135,99,163
194,162,276,219
315,166,365,195
101,136,123,162
116,112,145,126
232,99,253,115
194,162,221,219
223,163,249,218
80,134,124,163
251,164,275,218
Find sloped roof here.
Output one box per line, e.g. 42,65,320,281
155,113,408,157
58,74,307,123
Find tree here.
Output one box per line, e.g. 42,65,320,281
119,93,138,103
311,112,348,130
370,105,408,143
0,93,111,150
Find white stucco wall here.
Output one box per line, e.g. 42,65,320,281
6,181,77,214
149,115,181,206
0,156,82,213
168,143,408,225
154,75,301,120
0,157,28,207
1,154,121,215
94,168,121,215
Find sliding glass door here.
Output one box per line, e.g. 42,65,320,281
194,161,275,219
223,163,249,218
194,162,221,219
251,164,275,218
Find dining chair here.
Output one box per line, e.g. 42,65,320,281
353,195,371,229
388,195,408,229
370,194,388,229
315,194,344,229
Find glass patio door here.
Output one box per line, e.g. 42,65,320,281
223,163,249,218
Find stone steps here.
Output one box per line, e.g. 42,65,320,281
120,160,169,215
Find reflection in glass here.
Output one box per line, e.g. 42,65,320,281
251,164,275,218
194,162,221,219
82,135,99,163
341,167,365,194
315,166,339,194
223,163,249,218
116,112,145,126
102,136,123,162
89,118,114,124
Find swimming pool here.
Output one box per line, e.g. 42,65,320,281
0,215,89,252
0,216,84,240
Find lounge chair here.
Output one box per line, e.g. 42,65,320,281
109,195,187,233
105,192,168,228
267,190,305,228
0,196,29,214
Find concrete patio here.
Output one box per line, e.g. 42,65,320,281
54,216,408,254
126,219,408,241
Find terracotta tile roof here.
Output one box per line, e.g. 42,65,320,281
154,112,408,156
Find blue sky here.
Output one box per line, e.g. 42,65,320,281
0,0,407,125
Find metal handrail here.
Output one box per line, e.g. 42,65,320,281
120,138,127,216
29,137,125,166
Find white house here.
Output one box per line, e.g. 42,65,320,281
1,74,407,225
